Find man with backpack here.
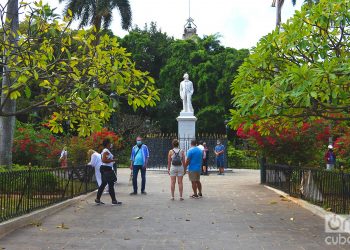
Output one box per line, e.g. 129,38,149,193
167,139,186,200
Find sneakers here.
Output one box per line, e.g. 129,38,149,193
141,191,147,195
95,199,105,205
198,193,203,198
112,200,122,205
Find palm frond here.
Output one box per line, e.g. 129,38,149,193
113,0,132,30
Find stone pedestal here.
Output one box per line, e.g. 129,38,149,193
177,111,197,151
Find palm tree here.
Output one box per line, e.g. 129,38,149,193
271,0,319,28
58,0,132,32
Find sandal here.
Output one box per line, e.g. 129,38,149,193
180,197,184,201
190,194,199,199
170,197,175,201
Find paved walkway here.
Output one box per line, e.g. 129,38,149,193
0,169,346,249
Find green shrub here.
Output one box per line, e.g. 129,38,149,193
227,146,259,169
0,171,59,194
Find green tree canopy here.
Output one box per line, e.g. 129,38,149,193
0,2,159,137
230,0,350,132
120,25,249,134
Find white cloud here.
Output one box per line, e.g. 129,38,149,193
0,0,303,49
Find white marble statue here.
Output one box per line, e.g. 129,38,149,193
179,73,194,113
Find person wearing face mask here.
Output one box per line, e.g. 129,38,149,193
214,140,225,175
130,136,149,195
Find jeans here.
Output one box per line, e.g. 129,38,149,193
133,165,146,193
96,166,116,201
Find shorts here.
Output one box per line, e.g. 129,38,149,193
170,165,184,176
216,157,224,168
188,171,200,182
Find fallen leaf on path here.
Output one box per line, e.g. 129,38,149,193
29,221,42,227
56,222,69,229
124,237,130,240
270,201,277,205
326,208,332,211
185,219,190,221
281,198,289,202
99,230,104,234
211,222,215,224
255,212,263,215
133,216,143,220
249,225,254,229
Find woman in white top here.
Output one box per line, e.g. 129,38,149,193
167,139,186,200
95,138,122,205
87,149,102,187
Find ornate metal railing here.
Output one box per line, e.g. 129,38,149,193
0,165,96,223
263,164,350,214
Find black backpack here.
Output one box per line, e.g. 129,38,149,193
171,149,182,166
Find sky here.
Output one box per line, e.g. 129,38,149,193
0,0,303,49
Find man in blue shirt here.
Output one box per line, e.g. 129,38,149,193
215,140,225,175
130,136,149,195
185,139,203,198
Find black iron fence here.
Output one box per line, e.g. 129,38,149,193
263,164,350,214
0,165,97,223
143,134,228,169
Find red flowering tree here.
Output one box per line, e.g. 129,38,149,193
237,120,331,166
13,123,123,167
88,128,121,151
13,122,61,166
334,133,350,167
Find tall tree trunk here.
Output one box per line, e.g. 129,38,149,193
0,0,19,168
276,0,285,28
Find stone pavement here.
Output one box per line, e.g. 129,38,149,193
0,169,347,250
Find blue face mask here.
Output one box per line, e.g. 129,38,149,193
136,140,142,146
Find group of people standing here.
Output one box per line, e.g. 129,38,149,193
87,136,149,205
167,139,226,200
87,136,226,204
